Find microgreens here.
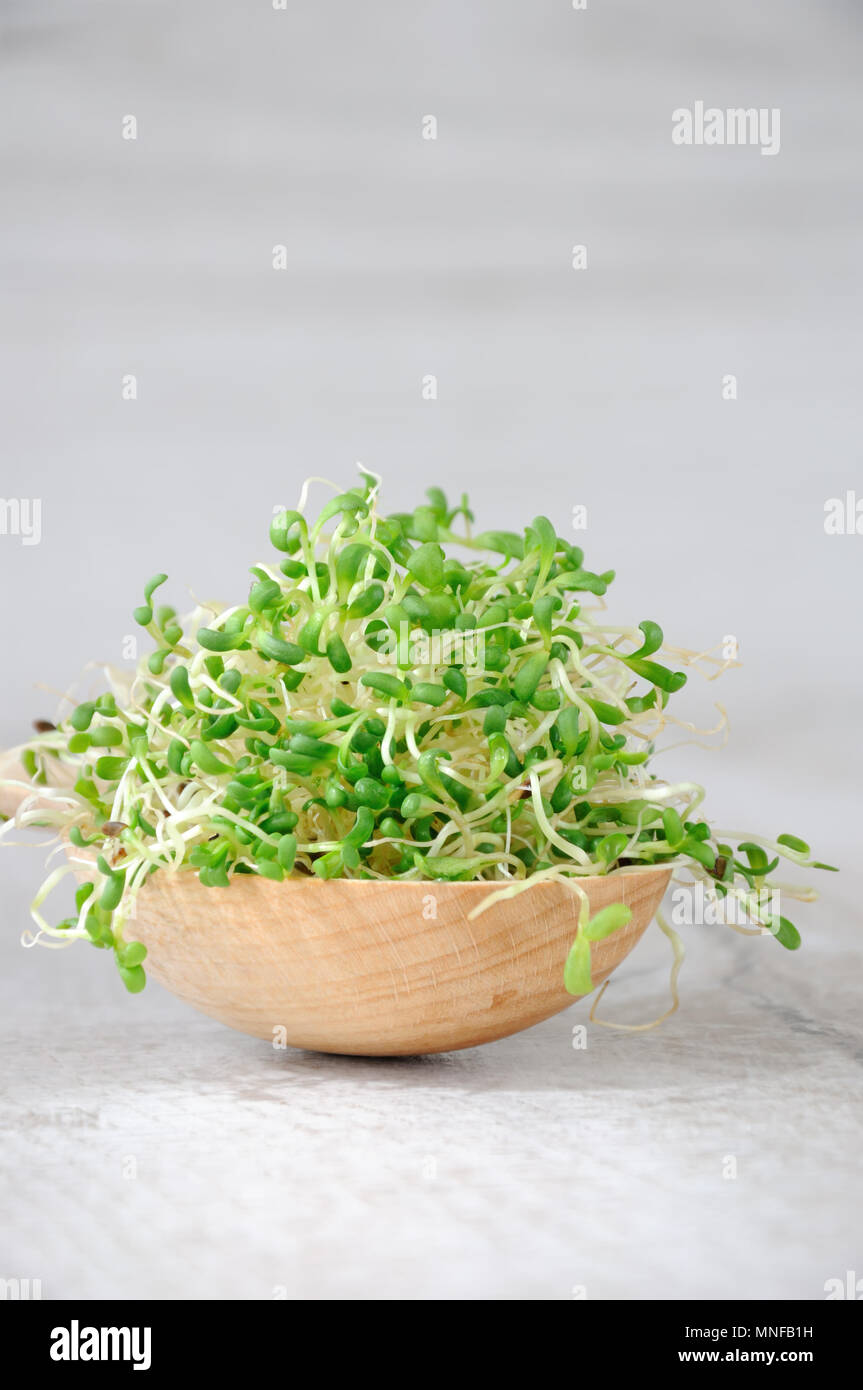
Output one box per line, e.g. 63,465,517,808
2,472,834,1010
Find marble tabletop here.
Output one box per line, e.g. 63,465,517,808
1,816,859,1301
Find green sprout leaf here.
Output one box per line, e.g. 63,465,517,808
563,935,593,996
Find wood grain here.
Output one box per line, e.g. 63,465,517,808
68,850,671,1055
4,748,670,1054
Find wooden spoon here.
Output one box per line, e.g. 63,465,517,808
73,853,670,1053
2,750,671,1055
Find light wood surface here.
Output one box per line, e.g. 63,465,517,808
68,849,671,1054
3,749,670,1054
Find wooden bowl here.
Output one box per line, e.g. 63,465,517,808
2,752,670,1055
71,854,671,1054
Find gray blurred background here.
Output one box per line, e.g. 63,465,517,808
0,0,861,1301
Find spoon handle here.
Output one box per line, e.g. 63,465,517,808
0,747,74,819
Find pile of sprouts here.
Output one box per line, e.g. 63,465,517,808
2,472,833,1010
